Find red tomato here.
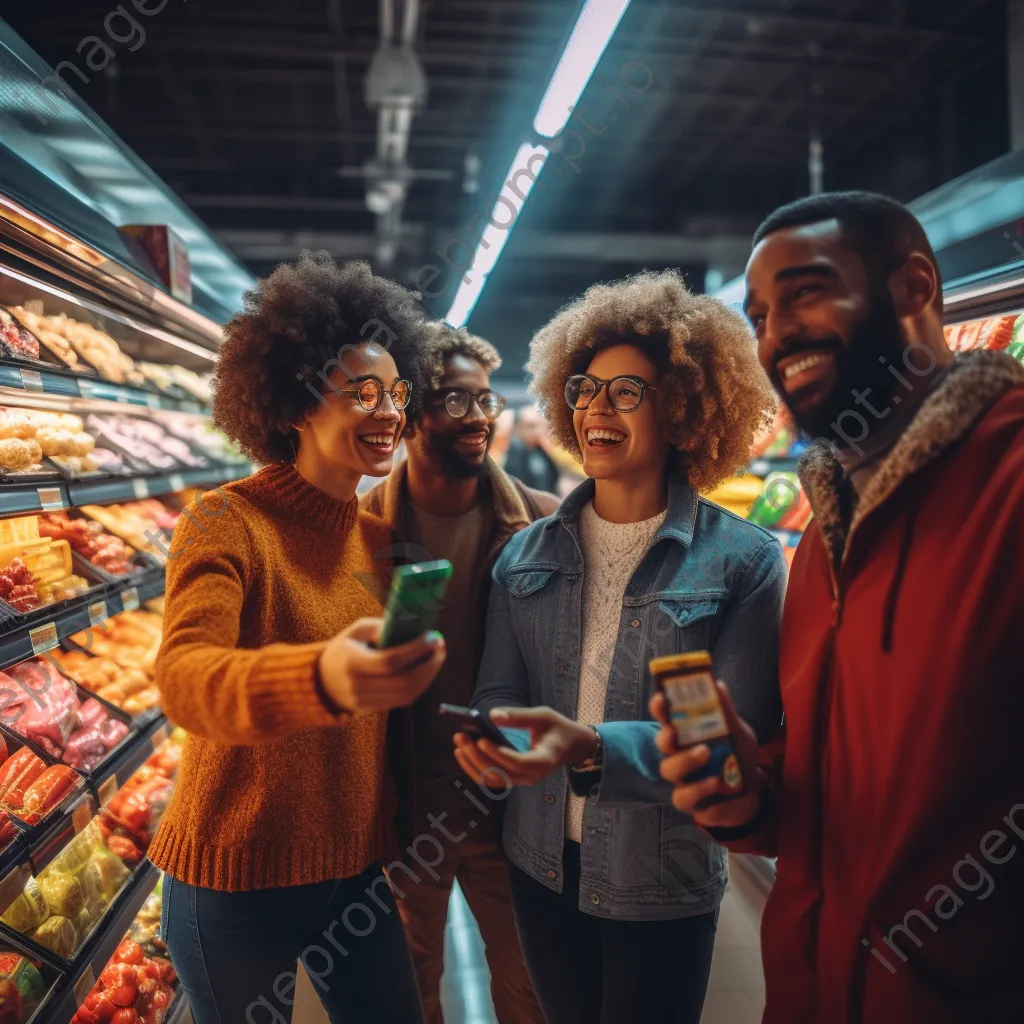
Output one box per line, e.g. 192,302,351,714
85,991,118,1018
73,1009,100,1024
115,939,145,965
111,1011,141,1024
108,982,136,1008
150,987,171,1010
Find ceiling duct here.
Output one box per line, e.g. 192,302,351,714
364,0,427,266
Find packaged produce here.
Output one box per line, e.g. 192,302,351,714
163,419,245,464
72,934,177,1024
0,408,98,476
0,952,46,1016
0,307,40,360
8,306,83,370
22,765,80,816
38,511,135,576
0,515,95,609
0,978,20,1024
79,503,178,563
85,414,206,471
1009,313,1024,363
5,311,142,386
0,879,49,933
31,914,78,958
0,749,47,814
38,871,85,919
0,658,131,774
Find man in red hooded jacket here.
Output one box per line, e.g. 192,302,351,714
654,192,1024,1022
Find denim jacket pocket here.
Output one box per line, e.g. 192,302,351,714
657,597,720,628
505,568,555,597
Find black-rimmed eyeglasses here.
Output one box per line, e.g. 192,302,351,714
425,387,507,422
564,374,657,413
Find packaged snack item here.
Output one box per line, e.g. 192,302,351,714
0,307,40,360
976,314,1017,351
1008,313,1024,363
31,914,78,958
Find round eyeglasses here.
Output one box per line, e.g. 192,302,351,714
564,374,657,413
337,377,412,413
427,387,507,422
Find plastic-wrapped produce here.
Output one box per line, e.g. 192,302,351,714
0,878,48,933
31,915,78,958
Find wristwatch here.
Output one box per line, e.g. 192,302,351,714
568,726,603,796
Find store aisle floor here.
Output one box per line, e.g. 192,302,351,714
292,859,768,1024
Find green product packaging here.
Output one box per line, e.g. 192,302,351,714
1008,313,1024,363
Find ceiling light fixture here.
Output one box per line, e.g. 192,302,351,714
533,0,632,139
445,143,549,329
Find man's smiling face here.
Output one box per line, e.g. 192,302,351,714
744,218,907,438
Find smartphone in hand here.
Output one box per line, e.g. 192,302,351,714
439,703,532,753
378,560,453,648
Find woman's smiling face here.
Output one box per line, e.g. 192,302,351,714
572,344,669,482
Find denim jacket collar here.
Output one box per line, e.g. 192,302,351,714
544,472,698,548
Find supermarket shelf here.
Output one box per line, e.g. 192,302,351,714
0,460,254,522
1,358,209,413
44,860,161,1014
92,717,171,807
0,570,164,671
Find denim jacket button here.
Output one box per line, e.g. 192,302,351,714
631,618,641,627
547,869,556,879
557,665,567,674
591,893,601,906
544,793,555,804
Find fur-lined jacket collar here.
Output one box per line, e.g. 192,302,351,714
798,349,1024,570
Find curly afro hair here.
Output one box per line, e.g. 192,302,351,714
526,269,776,492
212,252,432,464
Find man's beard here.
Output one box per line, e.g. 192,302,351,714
775,289,907,440
426,426,494,479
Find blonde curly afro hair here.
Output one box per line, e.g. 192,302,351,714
526,269,776,492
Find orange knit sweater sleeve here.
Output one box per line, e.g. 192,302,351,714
156,504,348,746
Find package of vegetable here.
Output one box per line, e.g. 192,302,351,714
0,878,48,933
0,978,20,1024
0,749,47,813
0,952,46,1016
22,765,80,817
30,914,78,958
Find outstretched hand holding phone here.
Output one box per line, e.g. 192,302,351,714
318,619,445,712
651,683,765,831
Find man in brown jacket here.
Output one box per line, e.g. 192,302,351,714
362,324,555,1024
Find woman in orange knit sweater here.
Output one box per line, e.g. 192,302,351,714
149,253,445,1023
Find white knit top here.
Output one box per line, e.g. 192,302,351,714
566,500,667,842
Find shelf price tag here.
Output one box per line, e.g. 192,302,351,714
132,477,150,499
146,392,161,409
168,473,185,493
19,368,43,392
74,965,97,1006
88,600,108,626
78,378,94,398
37,486,64,511
121,586,139,612
98,774,118,805
29,621,59,654
73,797,94,833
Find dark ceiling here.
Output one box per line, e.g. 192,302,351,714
5,0,1010,382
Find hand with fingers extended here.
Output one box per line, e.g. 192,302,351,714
317,618,446,713
650,683,764,831
453,706,598,787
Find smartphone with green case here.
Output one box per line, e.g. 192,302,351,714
378,559,454,648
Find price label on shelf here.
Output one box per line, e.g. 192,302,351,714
98,774,118,805
146,392,161,409
168,473,185,493
72,798,94,833
78,378,94,398
88,600,108,626
19,368,43,392
37,486,64,510
121,586,140,612
132,477,150,499
73,965,97,1006
29,621,59,654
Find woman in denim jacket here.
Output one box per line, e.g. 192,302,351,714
454,270,785,1024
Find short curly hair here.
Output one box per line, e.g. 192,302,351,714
212,252,431,464
526,269,776,492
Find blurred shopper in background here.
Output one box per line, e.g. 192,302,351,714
454,270,784,1024
491,407,515,468
505,405,561,494
656,192,1024,1024
361,323,554,1024
150,254,445,1024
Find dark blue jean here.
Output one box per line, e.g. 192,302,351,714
508,841,719,1024
162,861,423,1024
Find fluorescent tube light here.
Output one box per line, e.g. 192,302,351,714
533,0,632,138
444,143,549,329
